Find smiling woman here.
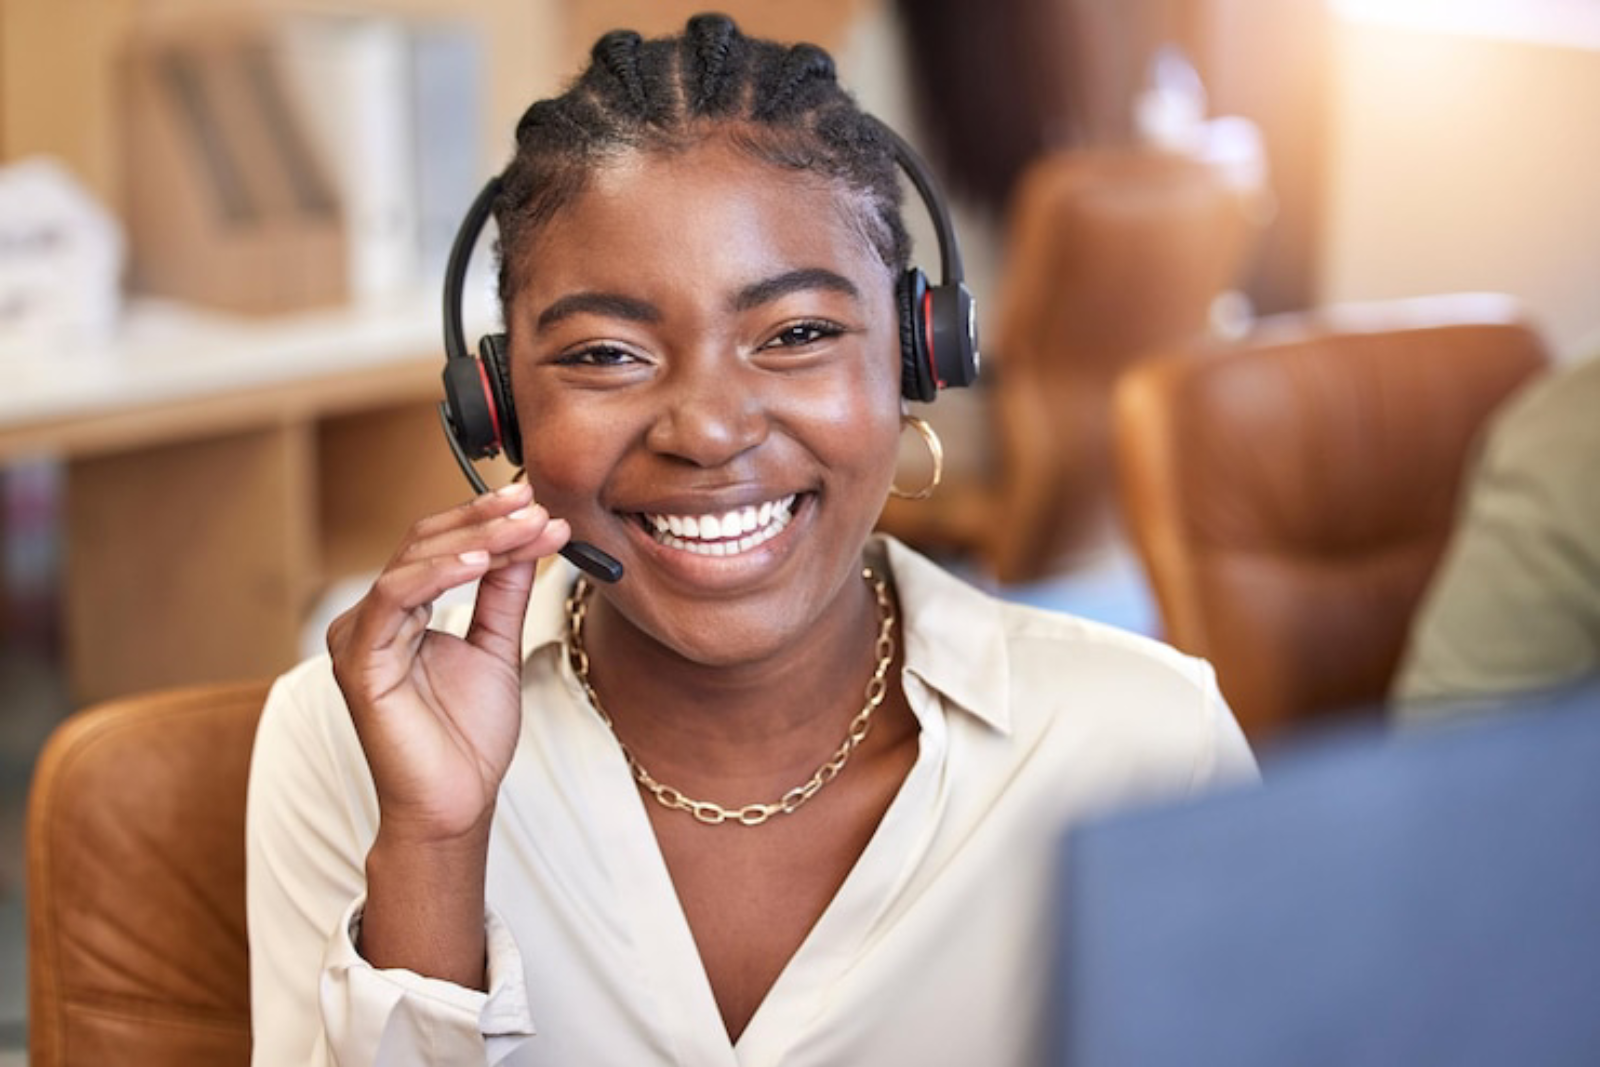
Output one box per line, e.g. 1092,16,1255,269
243,14,1257,1066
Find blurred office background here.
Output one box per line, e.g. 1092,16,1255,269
4,0,1600,1060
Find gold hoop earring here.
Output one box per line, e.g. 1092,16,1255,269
890,415,944,500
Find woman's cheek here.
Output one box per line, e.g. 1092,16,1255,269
521,407,614,512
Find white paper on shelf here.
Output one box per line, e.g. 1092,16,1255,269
0,157,125,361
276,14,422,307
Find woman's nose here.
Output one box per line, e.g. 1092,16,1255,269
644,361,770,467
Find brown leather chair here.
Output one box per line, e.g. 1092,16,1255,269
1113,294,1549,743
27,679,270,1066
880,147,1260,583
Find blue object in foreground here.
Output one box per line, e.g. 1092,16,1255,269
1054,682,1600,1067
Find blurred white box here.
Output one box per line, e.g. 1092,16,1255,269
0,157,124,361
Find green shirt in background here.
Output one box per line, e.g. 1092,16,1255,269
1394,347,1600,716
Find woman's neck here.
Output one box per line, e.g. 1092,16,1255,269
577,569,888,781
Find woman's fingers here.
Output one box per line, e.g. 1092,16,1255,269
335,491,570,664
323,486,565,843
392,494,563,571
396,481,533,553
339,550,495,660
463,513,568,664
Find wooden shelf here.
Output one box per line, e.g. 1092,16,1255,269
1,295,476,458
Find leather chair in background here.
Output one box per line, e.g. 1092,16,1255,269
1113,294,1548,743
880,147,1261,584
27,679,270,1066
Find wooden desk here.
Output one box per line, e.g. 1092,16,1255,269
1,295,502,704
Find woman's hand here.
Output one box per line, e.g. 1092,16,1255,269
327,481,570,848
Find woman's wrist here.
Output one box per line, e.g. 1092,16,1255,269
359,825,494,990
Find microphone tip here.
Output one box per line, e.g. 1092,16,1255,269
560,541,624,583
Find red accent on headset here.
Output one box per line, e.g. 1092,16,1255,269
922,289,945,389
476,358,504,449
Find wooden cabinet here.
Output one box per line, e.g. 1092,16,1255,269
0,299,512,703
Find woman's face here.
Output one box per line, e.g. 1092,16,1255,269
506,136,903,667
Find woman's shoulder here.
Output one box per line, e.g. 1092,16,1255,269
881,535,1215,700
880,537,1255,804
999,597,1214,693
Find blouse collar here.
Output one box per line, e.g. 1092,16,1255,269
519,535,1011,735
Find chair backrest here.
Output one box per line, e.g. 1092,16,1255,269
1113,294,1548,742
27,678,271,1067
986,147,1260,582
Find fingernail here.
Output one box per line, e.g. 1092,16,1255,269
459,549,490,565
495,482,525,497
507,506,537,521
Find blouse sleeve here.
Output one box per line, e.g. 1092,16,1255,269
245,661,537,1065
1187,657,1260,795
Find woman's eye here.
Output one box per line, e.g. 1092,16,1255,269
763,321,844,349
556,345,638,367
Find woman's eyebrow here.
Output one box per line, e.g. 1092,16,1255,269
732,268,860,312
536,291,661,332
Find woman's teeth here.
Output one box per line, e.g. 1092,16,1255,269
644,495,797,556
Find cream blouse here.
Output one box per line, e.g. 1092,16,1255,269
246,536,1256,1066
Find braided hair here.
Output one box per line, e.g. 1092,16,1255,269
493,13,912,308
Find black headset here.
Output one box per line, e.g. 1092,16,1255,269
438,116,979,583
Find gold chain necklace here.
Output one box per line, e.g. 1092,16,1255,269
565,567,896,827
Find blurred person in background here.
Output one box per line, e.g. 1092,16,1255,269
1394,343,1600,718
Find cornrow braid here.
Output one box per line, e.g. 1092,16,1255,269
685,12,741,115
751,42,837,121
493,13,911,309
587,30,651,118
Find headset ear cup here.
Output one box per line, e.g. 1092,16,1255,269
927,281,981,389
898,268,936,403
479,333,522,466
441,355,501,459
